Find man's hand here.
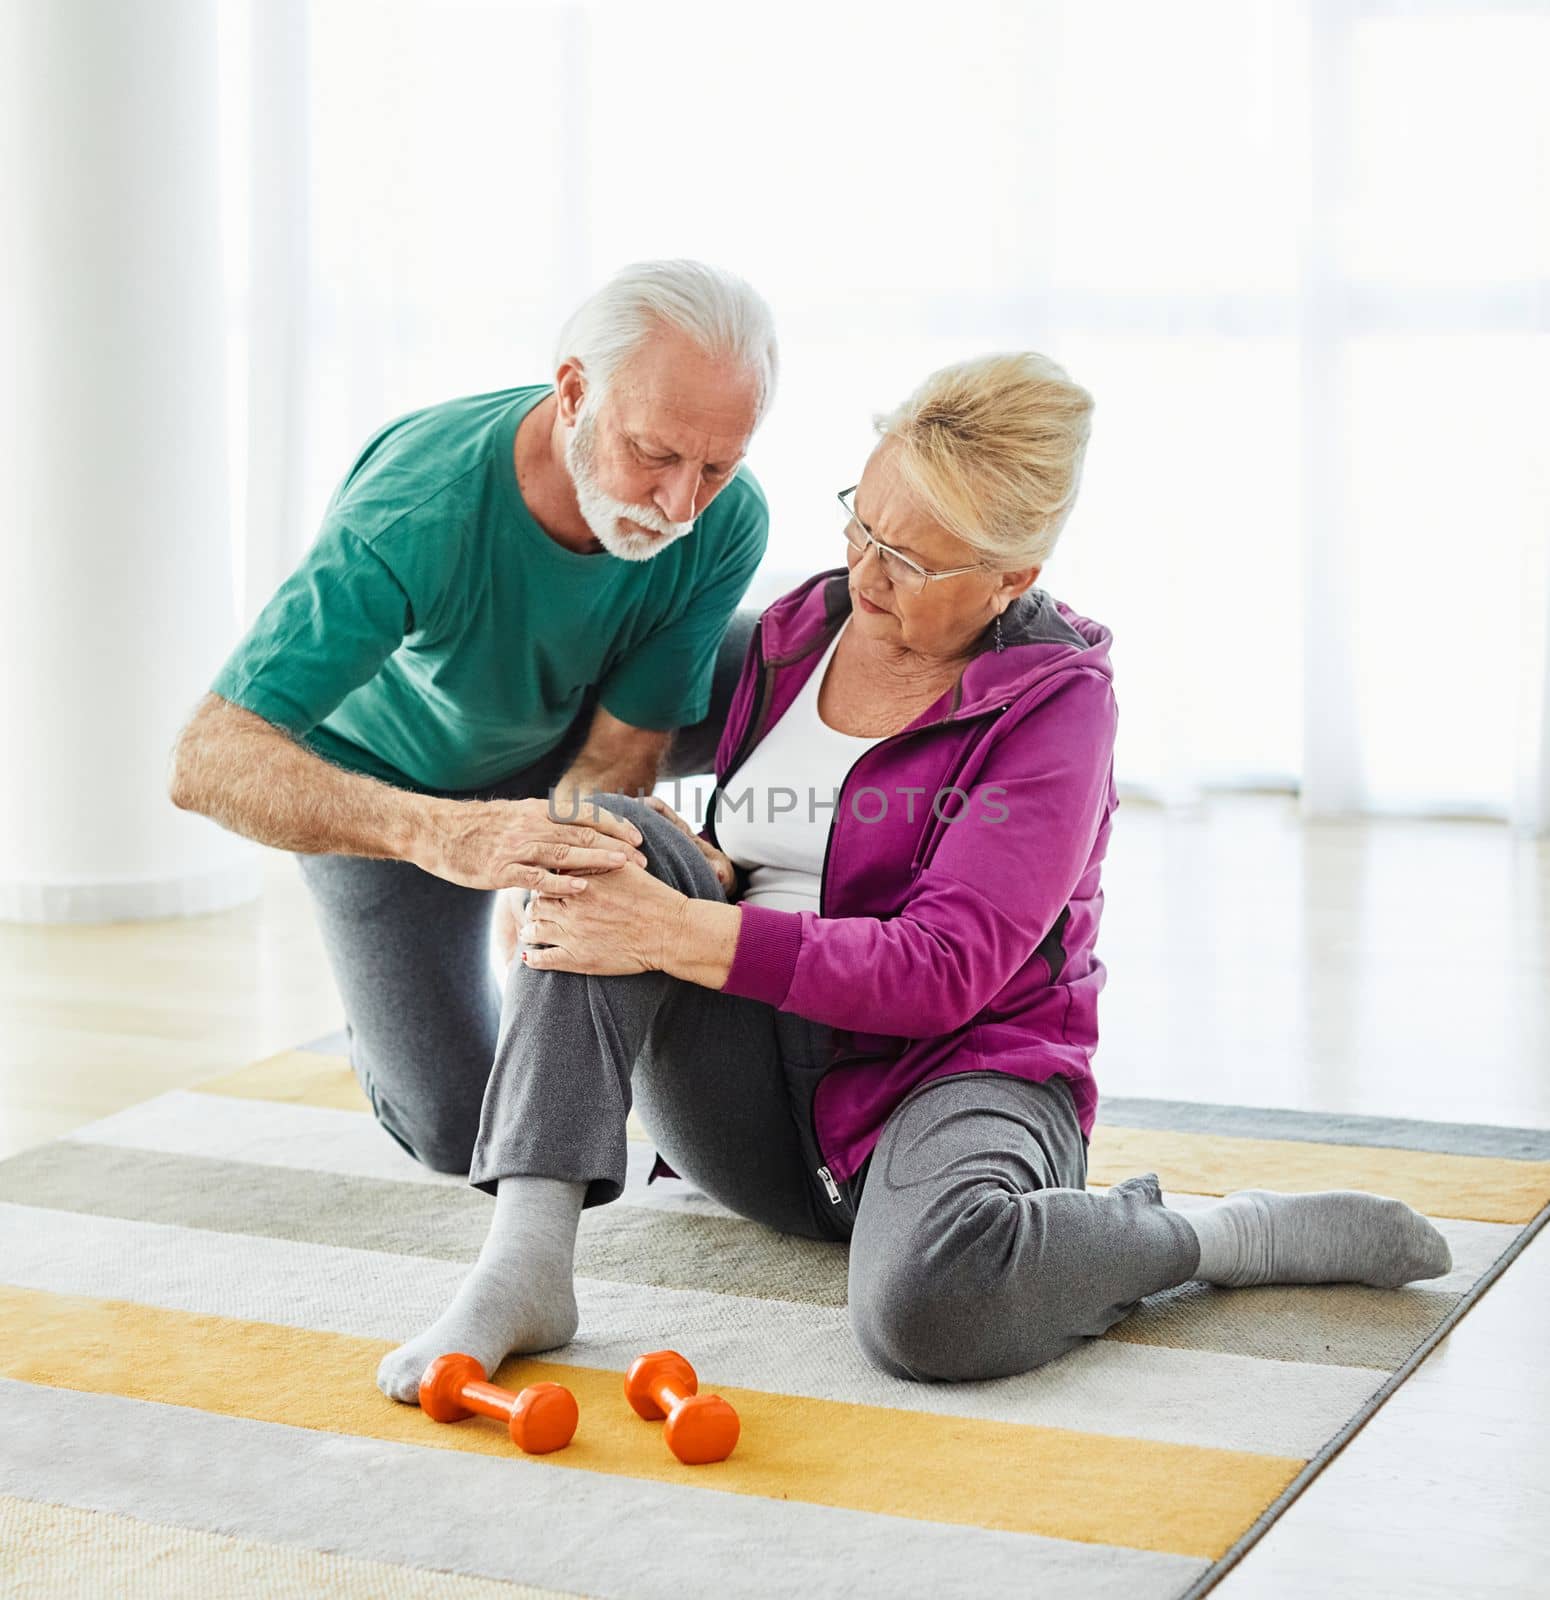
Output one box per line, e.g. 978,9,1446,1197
413,794,648,894
641,795,737,895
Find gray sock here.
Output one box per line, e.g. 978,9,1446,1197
376,1174,586,1404
1184,1188,1453,1289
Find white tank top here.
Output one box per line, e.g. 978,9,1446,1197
715,620,879,914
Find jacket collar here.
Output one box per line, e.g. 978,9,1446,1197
758,568,1113,718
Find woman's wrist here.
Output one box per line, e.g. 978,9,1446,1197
660,898,743,989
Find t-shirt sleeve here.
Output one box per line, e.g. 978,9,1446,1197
209,520,413,738
597,476,769,732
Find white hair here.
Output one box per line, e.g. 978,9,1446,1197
553,259,778,422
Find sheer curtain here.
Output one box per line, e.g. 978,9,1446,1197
221,0,1550,829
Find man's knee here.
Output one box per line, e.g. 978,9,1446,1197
360,1074,480,1178
390,1114,476,1177
416,1137,474,1177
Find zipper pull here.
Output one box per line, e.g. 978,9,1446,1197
817,1165,842,1205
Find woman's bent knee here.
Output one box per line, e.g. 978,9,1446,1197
849,1203,1084,1382
850,1272,1081,1382
583,790,720,896
849,1246,977,1381
572,790,654,829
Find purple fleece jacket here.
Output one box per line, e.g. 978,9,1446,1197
650,568,1119,1189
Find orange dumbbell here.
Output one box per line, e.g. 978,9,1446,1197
418,1352,578,1455
624,1349,739,1464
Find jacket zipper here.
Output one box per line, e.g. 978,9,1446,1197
706,614,834,846
707,586,854,844
718,585,1017,1200
713,621,769,802
706,612,858,1207
808,697,1011,1196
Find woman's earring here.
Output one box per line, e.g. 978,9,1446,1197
994,613,1004,654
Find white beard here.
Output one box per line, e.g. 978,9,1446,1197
563,407,695,561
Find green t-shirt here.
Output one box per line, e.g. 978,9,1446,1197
211,384,768,792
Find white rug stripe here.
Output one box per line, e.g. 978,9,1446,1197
65,1091,472,1189
0,1379,1209,1600
59,1090,1513,1289
63,1091,706,1213
2,1201,1382,1458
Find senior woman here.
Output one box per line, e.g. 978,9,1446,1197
377,353,1451,1399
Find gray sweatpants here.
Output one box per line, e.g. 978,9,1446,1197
471,793,1203,1381
298,734,1204,1380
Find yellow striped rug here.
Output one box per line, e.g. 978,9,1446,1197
3,1038,1548,1598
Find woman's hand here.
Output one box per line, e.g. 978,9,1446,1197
642,794,738,895
518,864,687,976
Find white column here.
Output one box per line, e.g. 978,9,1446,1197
1510,512,1550,836
243,0,310,624
1298,0,1367,821
0,0,261,921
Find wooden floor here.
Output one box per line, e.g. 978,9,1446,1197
3,793,1547,1595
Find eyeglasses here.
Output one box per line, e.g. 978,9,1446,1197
837,485,983,595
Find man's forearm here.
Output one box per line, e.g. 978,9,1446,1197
169,695,430,861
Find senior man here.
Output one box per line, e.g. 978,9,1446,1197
170,259,775,1176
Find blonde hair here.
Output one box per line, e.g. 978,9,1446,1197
874,352,1094,570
